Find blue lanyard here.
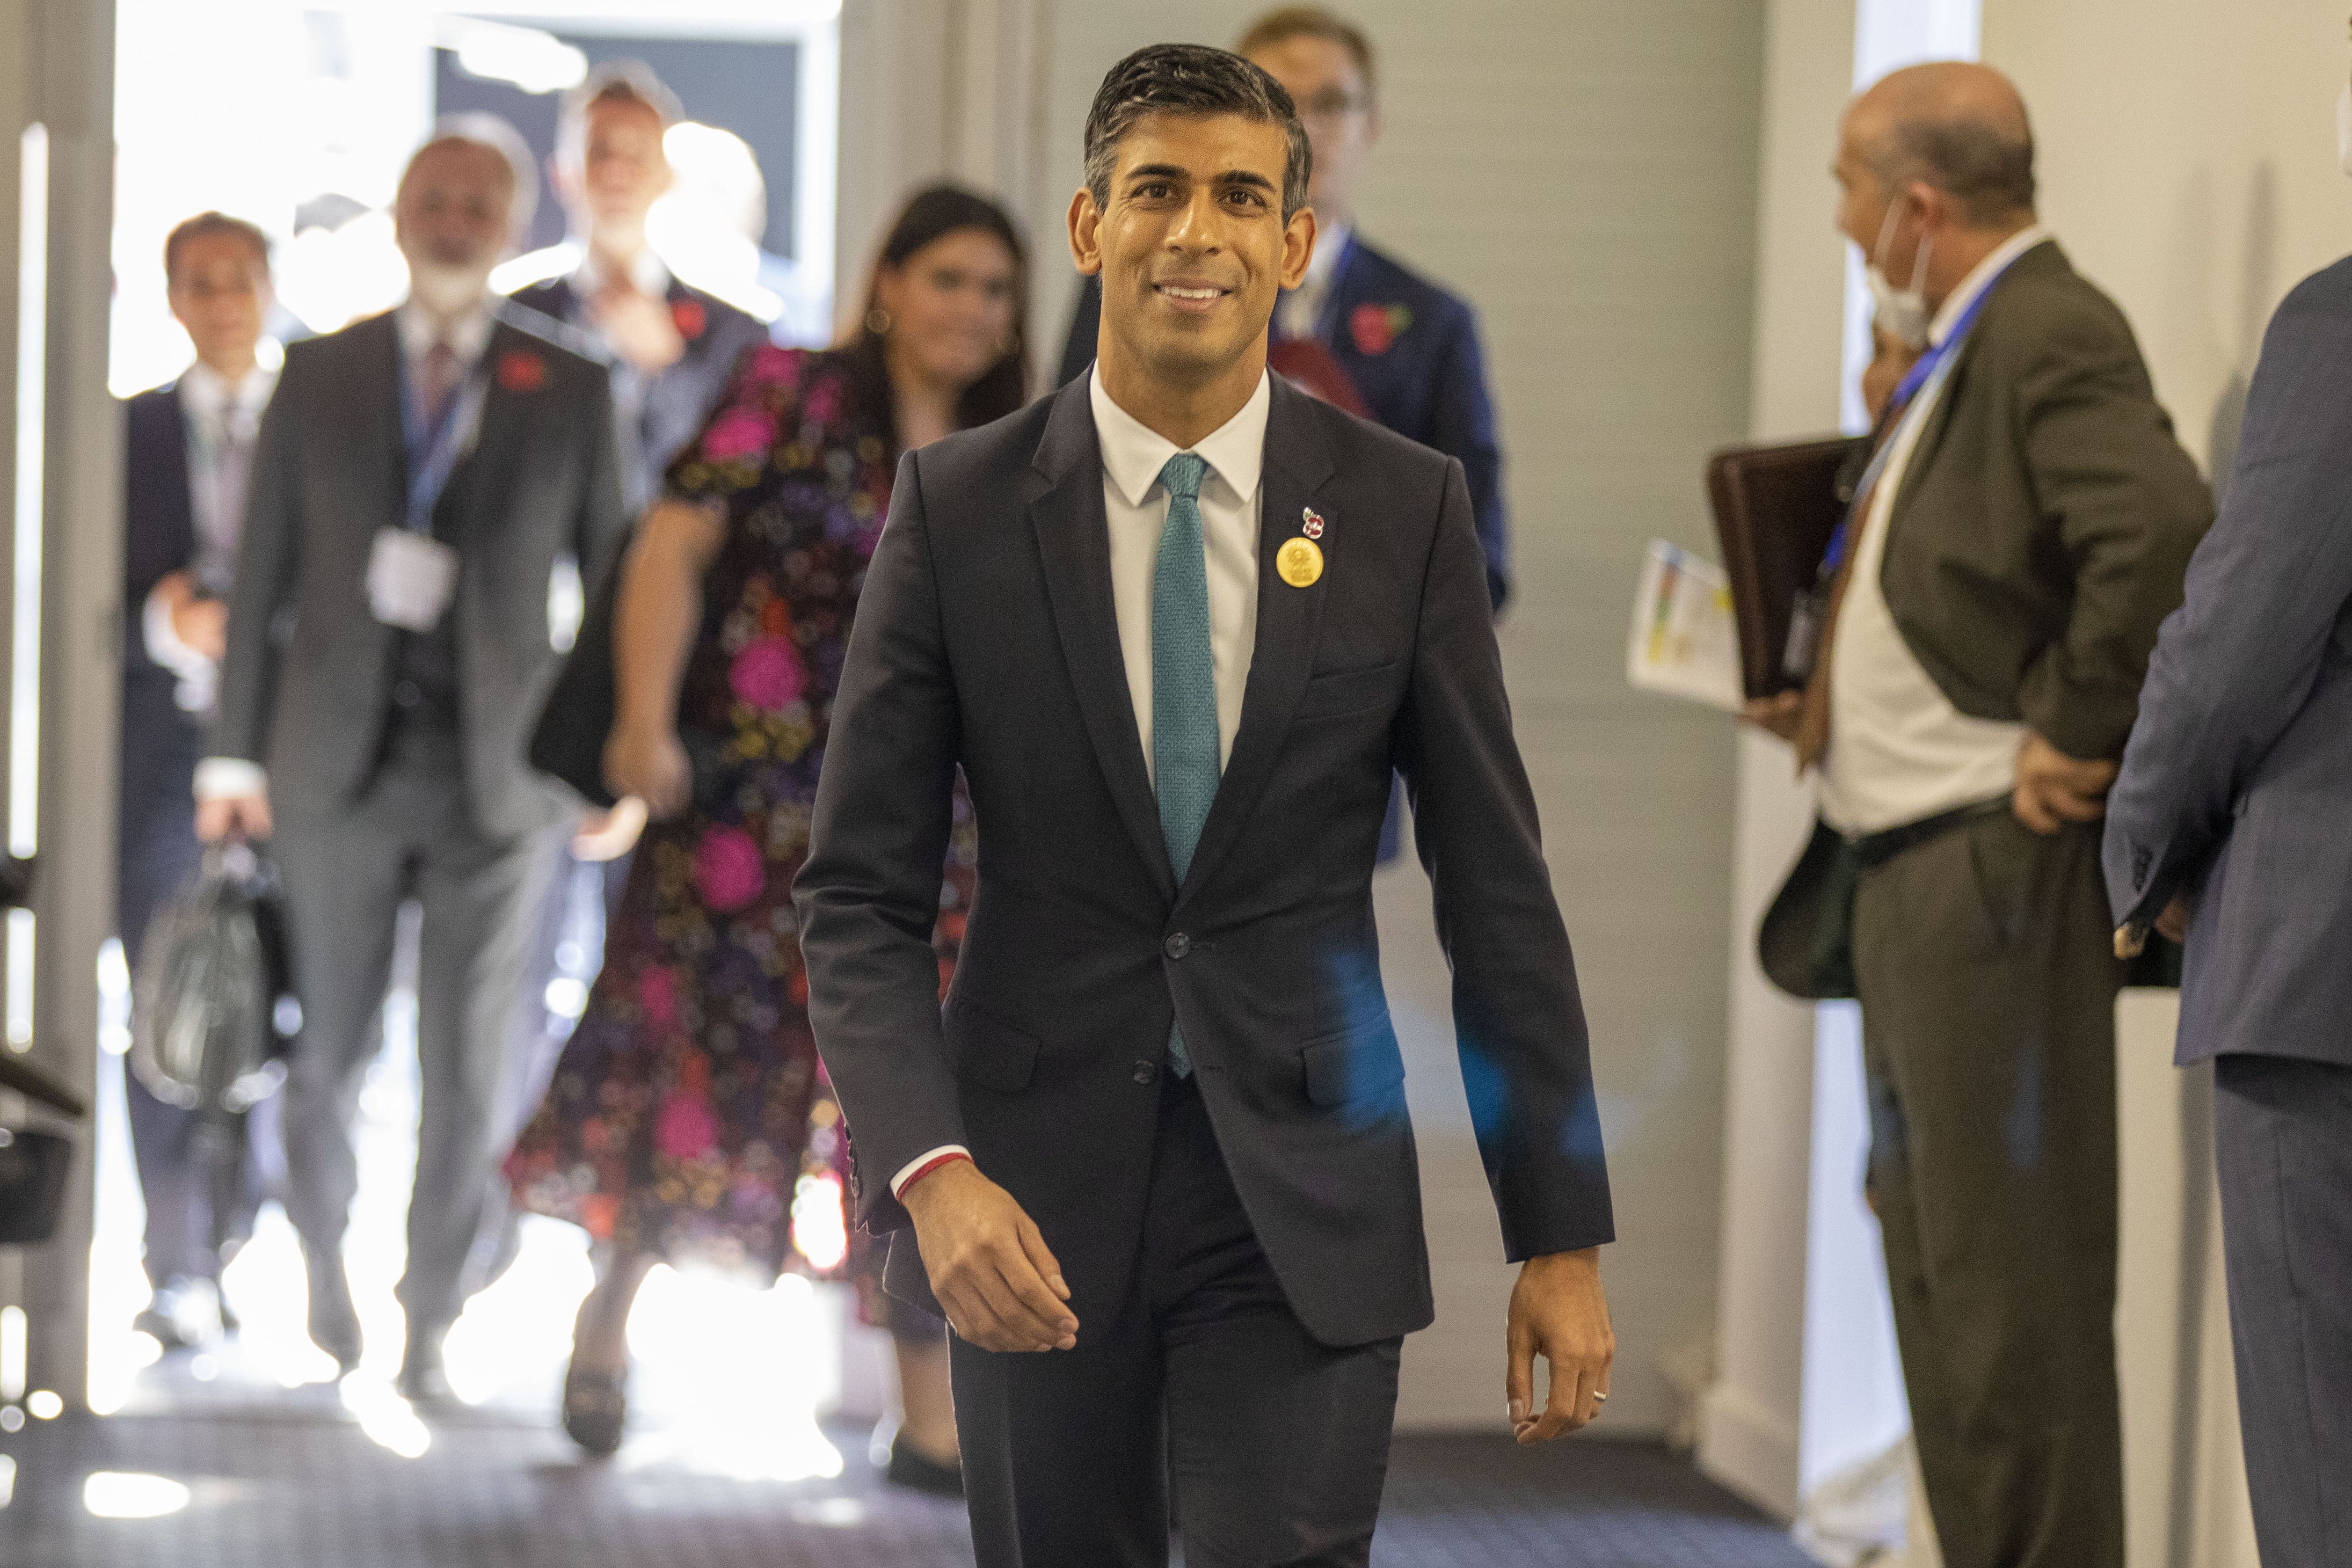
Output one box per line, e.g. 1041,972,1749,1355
1819,256,2019,577
396,341,489,534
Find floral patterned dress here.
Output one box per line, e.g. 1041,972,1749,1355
505,346,974,1291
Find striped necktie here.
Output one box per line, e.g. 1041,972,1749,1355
1152,451,1217,1077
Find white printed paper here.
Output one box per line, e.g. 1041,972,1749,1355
1626,538,1742,713
366,527,460,633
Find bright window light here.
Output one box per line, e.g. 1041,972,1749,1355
1,1304,25,1401
26,1389,61,1419
83,1472,191,1520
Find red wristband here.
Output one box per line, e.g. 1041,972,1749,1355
895,1149,973,1199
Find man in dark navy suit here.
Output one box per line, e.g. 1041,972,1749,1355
800,45,1611,1566
1058,6,1510,613
119,210,280,1350
506,62,768,515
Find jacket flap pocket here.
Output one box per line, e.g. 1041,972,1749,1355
946,1000,1040,1093
1300,1020,1407,1107
1294,660,1397,720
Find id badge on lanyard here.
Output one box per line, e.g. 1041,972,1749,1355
365,350,485,633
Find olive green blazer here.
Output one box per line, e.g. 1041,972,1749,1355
1880,239,2213,762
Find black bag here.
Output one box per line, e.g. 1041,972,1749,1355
133,842,296,1114
0,1127,72,1245
529,556,621,808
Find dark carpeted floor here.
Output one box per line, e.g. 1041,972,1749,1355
0,1404,1811,1568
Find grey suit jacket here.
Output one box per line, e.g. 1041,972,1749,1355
793,375,1610,1350
2105,256,2352,1067
213,308,627,842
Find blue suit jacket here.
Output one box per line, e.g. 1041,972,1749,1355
121,384,201,791
507,273,768,515
1058,236,1511,610
2104,257,2352,1068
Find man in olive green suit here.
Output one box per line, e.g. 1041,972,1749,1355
1748,64,2210,1568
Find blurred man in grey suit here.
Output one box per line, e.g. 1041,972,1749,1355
201,119,627,1397
2105,145,2352,1568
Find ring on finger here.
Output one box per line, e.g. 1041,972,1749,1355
1592,1391,1608,1403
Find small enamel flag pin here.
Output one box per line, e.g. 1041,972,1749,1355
1301,507,1326,539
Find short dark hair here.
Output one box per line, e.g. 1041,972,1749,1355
163,211,270,286
557,60,682,169
1235,5,1377,104
1873,115,2036,227
1083,44,1312,221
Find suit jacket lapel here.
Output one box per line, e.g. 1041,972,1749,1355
443,320,535,543
1029,378,1178,903
1890,239,2058,521
1177,377,1334,903
351,312,407,533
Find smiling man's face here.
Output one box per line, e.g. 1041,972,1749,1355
1073,109,1314,391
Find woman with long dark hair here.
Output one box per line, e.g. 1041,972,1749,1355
504,185,1027,1483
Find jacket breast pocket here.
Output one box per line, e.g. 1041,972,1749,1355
1299,1019,1407,1107
944,999,1040,1094
1293,660,1397,723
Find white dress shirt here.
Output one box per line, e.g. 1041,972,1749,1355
143,358,278,713
1818,224,2052,836
194,296,497,804
1276,221,1352,343
887,367,1274,1202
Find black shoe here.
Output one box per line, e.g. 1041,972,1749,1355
303,1248,363,1374
397,1322,452,1404
885,1436,965,1499
134,1275,222,1351
562,1356,628,1457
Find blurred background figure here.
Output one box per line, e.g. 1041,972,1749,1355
199,118,628,1403
511,61,769,516
502,185,1023,1493
118,210,281,1352
1749,62,2209,1568
1055,4,1511,612
496,62,770,1235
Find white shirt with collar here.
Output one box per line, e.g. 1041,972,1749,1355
1819,223,2052,837
1277,220,1352,343
144,357,279,712
886,365,1274,1202
193,296,499,805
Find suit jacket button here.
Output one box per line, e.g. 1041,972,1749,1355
1163,932,1191,959
1133,1061,1159,1085
392,680,422,709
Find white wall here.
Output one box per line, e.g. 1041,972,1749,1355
1029,1,1768,1432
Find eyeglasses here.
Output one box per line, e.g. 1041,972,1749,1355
1295,90,1371,121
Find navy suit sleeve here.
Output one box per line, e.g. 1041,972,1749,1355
1395,456,1611,1260
571,366,629,591
1425,299,1511,612
214,359,304,765
792,449,967,1233
121,398,179,676
2104,269,2352,928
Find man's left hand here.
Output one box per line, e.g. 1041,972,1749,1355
2013,731,2116,835
1505,1246,1613,1443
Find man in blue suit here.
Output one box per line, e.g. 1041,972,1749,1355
1057,6,1509,613
119,211,280,1350
2104,242,2352,1566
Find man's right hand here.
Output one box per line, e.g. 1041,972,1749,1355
151,571,228,663
195,791,272,843
900,1159,1078,1353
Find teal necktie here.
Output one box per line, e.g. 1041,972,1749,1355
1152,451,1217,1078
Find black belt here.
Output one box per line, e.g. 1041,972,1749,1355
1848,797,2011,870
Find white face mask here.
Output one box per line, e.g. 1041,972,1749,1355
2336,81,2352,177
405,258,493,320
1865,198,1934,350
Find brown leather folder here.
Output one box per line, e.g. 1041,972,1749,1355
1706,434,1869,699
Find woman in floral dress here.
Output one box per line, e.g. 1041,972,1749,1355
505,187,1028,1477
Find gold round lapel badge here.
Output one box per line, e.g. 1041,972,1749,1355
1276,536,1324,588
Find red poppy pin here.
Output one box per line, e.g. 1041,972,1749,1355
671,297,708,341
1302,507,1326,539
1349,302,1412,356
496,347,547,393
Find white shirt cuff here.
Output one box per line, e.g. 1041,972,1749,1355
193,757,267,801
142,586,219,711
889,1144,972,1201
